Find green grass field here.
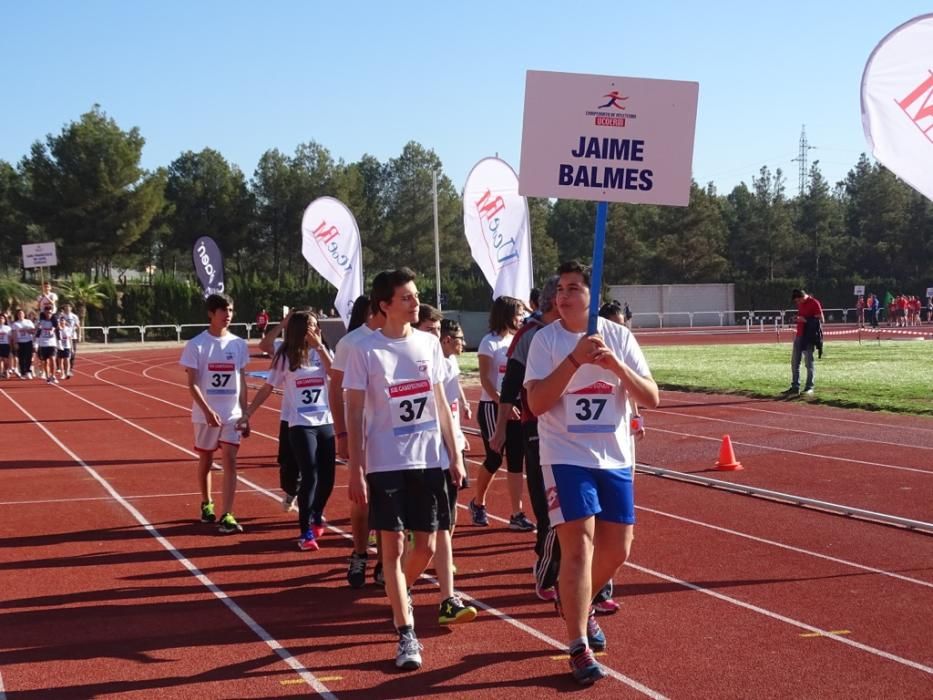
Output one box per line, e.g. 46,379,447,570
459,340,931,415
642,340,933,416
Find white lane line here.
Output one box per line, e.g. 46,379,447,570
652,407,933,454
648,426,932,475
659,390,933,435
468,472,933,677
44,377,665,697
0,389,336,699
0,490,277,507
0,670,6,700
634,506,933,590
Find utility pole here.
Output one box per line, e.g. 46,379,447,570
791,124,816,196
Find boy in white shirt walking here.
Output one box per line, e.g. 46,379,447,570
180,294,251,534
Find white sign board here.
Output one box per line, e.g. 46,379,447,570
22,242,58,268
519,70,699,206
853,285,866,295
926,287,933,298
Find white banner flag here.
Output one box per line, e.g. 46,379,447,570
300,197,363,328
861,14,933,202
462,157,533,304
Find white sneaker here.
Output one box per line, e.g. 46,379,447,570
395,631,423,670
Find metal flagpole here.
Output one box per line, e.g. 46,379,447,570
587,201,609,334
433,170,442,310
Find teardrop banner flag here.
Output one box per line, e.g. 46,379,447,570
300,196,363,328
192,236,225,298
861,14,933,202
463,157,533,304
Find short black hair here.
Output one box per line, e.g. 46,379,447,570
557,260,591,288
599,300,623,320
791,289,805,300
440,318,461,338
418,303,443,325
371,268,416,316
529,287,541,309
206,293,233,312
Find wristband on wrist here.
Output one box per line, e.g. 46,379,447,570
567,354,581,369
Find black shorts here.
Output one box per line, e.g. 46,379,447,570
367,468,450,533
57,349,72,359
444,468,459,515
37,346,56,360
477,401,525,474
0,345,9,359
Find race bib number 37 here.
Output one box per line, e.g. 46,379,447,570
388,379,437,437
206,363,236,395
295,376,327,415
564,381,618,434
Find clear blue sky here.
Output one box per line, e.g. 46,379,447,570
1,1,929,196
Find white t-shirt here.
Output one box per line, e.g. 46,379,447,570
443,354,466,452
37,291,58,314
266,350,332,428
179,331,250,424
477,331,512,402
0,324,10,345
13,320,35,344
343,329,448,473
524,316,650,470
57,325,75,351
331,324,375,373
61,311,80,333
35,318,58,348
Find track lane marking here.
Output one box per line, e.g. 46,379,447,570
648,426,932,475
0,389,336,699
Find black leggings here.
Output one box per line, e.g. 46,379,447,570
17,342,33,376
477,400,525,474
288,424,336,534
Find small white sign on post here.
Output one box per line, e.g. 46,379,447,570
926,287,933,298
519,70,699,206
22,242,58,268
854,285,866,295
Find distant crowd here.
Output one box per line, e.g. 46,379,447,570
855,293,932,328
0,281,80,383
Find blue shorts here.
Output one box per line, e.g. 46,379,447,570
543,464,635,526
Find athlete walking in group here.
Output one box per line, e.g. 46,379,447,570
344,268,465,670
240,310,337,551
470,295,534,532
525,261,659,685
0,314,12,379
35,307,58,384
331,285,387,588
180,293,251,534
11,310,34,379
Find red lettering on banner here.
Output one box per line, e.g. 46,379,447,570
571,381,614,395
897,71,933,142
474,189,505,221
388,379,431,398
296,377,325,387
311,221,340,245
208,363,235,371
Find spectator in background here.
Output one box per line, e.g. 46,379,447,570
927,296,933,324
783,289,823,397
865,294,879,328
623,301,633,329
256,308,270,335
855,295,865,328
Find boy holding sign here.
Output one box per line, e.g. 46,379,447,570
525,261,659,685
344,268,465,671
180,293,251,534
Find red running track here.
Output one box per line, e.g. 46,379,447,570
0,345,931,698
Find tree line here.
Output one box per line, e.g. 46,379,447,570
1,106,931,311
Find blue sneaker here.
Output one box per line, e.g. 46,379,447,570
469,499,489,527
587,607,606,651
569,646,607,685
297,531,319,552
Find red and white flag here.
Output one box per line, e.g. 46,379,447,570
462,157,533,304
300,197,363,328
861,14,933,201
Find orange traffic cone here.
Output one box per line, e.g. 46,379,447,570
715,434,744,471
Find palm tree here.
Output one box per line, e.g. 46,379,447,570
0,275,36,314
58,275,107,329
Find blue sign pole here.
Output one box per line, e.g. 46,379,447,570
587,201,609,334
